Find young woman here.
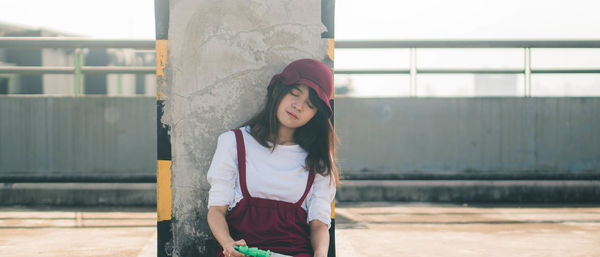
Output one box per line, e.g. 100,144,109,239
206,58,339,257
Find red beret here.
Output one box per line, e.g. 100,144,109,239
268,59,333,116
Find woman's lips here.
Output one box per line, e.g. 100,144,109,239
286,111,298,119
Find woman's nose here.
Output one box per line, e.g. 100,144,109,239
292,101,303,111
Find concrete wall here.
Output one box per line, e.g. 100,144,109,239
163,0,330,255
2,96,598,180
334,97,600,178
0,96,156,178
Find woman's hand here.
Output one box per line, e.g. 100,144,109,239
207,206,247,257
222,239,247,257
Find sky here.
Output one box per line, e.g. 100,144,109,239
1,0,599,96
0,0,155,38
336,0,600,40
2,0,600,39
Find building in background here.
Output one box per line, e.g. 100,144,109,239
0,21,155,96
334,75,354,96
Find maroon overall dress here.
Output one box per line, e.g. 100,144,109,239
217,129,315,257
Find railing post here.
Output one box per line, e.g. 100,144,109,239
409,48,417,97
73,48,84,95
73,48,86,95
118,48,126,95
524,47,532,97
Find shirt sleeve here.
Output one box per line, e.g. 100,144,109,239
207,131,238,208
305,173,337,229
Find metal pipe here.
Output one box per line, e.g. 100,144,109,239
8,67,594,76
3,38,600,49
334,69,410,74
334,68,600,75
525,48,532,97
532,69,600,73
0,66,156,74
0,37,155,49
409,48,417,97
335,69,523,74
335,40,600,48
0,67,75,74
81,66,156,74
417,68,524,74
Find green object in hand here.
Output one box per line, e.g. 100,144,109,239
233,245,270,257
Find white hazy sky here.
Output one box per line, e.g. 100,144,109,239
1,0,600,39
1,0,599,97
336,0,600,40
1,0,155,38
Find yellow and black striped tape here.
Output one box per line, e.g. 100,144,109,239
155,0,172,256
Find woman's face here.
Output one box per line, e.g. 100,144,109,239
276,84,318,131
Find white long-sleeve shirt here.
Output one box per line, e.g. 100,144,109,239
207,126,336,227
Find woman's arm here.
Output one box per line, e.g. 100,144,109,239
207,206,246,257
306,173,336,257
309,219,329,257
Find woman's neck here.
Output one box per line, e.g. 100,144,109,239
277,126,296,145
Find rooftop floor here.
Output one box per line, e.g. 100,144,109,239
1,203,599,257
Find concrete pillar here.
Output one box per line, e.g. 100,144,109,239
157,0,334,256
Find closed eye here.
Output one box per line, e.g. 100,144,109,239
290,88,301,96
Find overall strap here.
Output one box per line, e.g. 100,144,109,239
295,172,316,206
232,129,251,198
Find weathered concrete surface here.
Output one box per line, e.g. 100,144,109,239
0,207,156,257
335,202,600,257
2,204,599,257
164,0,329,256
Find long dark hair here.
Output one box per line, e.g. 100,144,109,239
241,82,340,186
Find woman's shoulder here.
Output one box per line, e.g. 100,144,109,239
312,172,336,189
216,129,236,146
216,126,251,145
313,171,332,182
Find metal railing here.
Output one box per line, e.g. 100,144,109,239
0,37,155,95
334,40,600,97
0,37,155,74
3,38,600,96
